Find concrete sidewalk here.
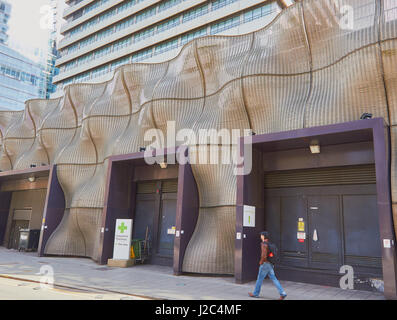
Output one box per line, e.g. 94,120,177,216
0,248,384,300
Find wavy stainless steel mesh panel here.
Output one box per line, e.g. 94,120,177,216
0,0,396,275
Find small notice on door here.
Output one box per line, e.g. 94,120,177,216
298,220,305,232
297,232,306,242
167,227,176,235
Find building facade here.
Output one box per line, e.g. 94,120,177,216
0,44,46,110
0,1,46,110
0,0,397,299
45,0,62,99
53,0,287,90
0,1,10,45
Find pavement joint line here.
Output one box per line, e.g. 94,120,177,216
0,274,162,300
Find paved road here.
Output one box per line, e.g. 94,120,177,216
0,276,147,300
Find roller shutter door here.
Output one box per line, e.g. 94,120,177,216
162,180,178,193
136,181,157,194
265,164,376,189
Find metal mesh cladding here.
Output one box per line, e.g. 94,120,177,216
0,0,396,274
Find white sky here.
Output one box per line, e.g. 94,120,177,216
7,0,65,61
8,0,52,50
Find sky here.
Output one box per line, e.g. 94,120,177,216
7,0,65,62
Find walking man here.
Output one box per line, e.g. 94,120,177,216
248,231,287,300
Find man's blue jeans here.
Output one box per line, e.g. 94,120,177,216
253,262,286,297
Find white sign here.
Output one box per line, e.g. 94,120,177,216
384,239,391,249
243,205,255,227
297,232,306,240
113,219,133,260
167,226,176,235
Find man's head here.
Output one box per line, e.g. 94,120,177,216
260,231,269,242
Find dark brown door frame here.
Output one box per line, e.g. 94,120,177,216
38,165,66,256
98,147,200,276
236,118,397,299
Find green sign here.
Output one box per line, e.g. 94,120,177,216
118,222,128,234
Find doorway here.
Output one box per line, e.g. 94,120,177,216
264,165,382,287
133,179,178,266
2,189,47,250
100,150,200,274
235,118,397,298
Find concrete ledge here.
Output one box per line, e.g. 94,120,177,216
107,259,135,268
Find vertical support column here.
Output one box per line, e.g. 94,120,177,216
373,120,397,299
174,161,199,275
0,191,12,246
235,142,265,284
38,165,65,256
99,160,134,265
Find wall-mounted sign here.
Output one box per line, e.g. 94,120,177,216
167,226,176,235
297,232,306,243
243,205,255,227
297,219,305,242
113,219,133,260
298,220,305,232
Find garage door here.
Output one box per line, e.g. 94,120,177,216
264,164,382,278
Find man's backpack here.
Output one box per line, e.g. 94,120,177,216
267,242,278,264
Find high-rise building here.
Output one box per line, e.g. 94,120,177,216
54,0,292,91
0,1,46,110
0,1,10,45
44,0,62,99
0,44,46,110
2,0,397,299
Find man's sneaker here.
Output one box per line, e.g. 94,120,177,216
248,292,259,298
279,294,287,300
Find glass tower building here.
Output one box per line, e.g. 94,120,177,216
0,44,46,110
0,1,11,45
